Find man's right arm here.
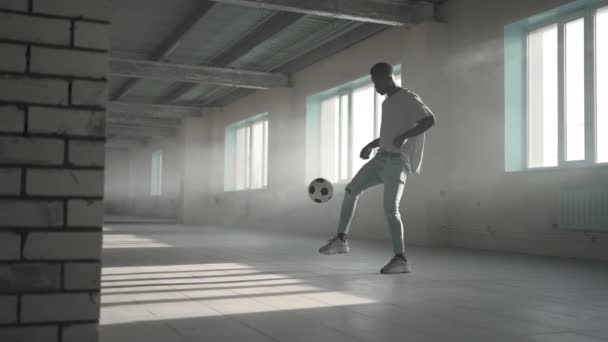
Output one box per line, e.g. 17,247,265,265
360,138,380,160
366,138,380,149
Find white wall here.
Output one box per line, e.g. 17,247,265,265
180,0,608,260
104,148,131,215
181,28,417,243
0,1,110,339
105,138,181,218
424,0,608,259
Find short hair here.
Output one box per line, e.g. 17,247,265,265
370,62,393,77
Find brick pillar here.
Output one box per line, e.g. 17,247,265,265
0,1,109,341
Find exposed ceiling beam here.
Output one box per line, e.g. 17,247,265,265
207,0,435,26
107,101,204,118
105,144,133,151
202,21,362,106
274,22,366,72
212,22,386,106
105,136,147,144
212,12,304,66
106,125,177,138
105,137,147,149
107,116,181,128
160,11,303,104
107,123,177,131
110,1,216,101
279,23,387,73
110,58,290,90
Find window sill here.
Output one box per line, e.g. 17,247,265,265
223,186,269,194
507,161,608,173
306,180,348,186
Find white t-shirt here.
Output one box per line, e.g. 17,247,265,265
379,88,434,174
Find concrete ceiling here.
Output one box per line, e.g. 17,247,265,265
107,0,442,146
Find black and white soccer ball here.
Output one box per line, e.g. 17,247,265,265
308,178,334,203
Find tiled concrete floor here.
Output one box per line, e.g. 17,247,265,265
100,224,608,342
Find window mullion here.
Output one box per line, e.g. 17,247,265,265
262,119,267,188
347,91,353,179
158,152,163,195
265,119,269,187
233,130,238,191
317,102,323,181
585,10,596,164
248,124,253,189
338,96,343,181
558,22,566,167
524,30,529,169
373,91,378,139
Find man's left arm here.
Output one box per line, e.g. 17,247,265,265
393,95,436,148
401,116,436,138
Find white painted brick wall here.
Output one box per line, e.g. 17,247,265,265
0,77,68,105
0,106,24,133
64,263,101,290
0,137,64,165
72,80,107,107
0,200,63,227
0,295,17,324
0,12,70,45
0,43,26,72
74,21,110,50
30,47,107,78
0,326,59,342
0,2,107,339
0,233,20,260
23,232,102,260
28,107,105,137
0,264,61,292
21,293,100,323
69,141,105,167
33,0,110,21
63,323,98,342
26,170,104,197
67,200,104,227
0,0,28,11
0,168,20,195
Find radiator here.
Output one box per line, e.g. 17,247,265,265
559,186,608,232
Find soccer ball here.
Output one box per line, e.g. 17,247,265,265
308,178,334,203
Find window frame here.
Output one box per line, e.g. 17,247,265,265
594,5,608,163
310,66,402,184
224,113,269,192
150,149,163,197
316,90,353,183
523,5,607,170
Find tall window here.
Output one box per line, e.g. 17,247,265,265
564,18,585,161
225,113,269,191
524,5,608,169
527,25,558,167
150,150,163,196
597,6,608,163
311,68,401,183
319,96,342,181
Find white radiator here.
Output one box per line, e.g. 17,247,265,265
559,186,608,232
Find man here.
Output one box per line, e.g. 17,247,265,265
318,62,436,274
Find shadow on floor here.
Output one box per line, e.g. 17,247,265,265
99,223,608,342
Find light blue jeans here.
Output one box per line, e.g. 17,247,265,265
337,154,407,255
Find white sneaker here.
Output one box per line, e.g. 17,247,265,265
319,236,350,255
380,255,412,274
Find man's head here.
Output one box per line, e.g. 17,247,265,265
370,62,395,95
